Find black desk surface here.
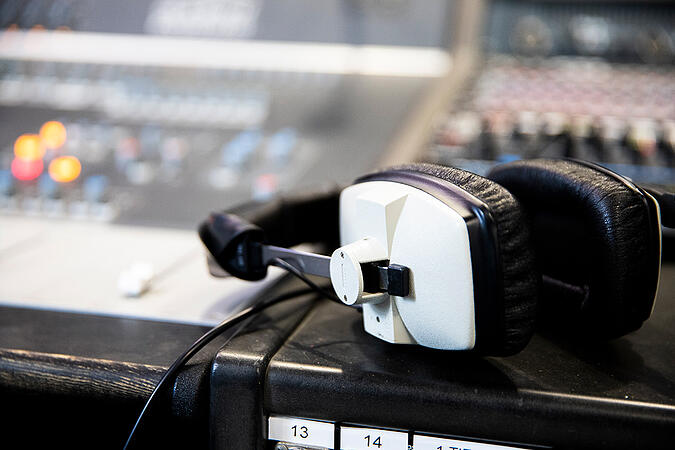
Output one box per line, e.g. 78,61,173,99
0,265,673,449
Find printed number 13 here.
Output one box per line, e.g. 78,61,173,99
291,425,309,439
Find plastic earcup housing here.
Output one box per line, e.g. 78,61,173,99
360,163,539,355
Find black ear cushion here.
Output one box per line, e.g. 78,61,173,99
388,163,538,355
488,159,660,338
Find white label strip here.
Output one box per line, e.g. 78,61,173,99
341,426,409,450
414,434,528,450
268,416,335,448
0,30,451,77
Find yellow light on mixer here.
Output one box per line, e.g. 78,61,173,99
40,121,67,149
49,156,81,183
14,134,45,161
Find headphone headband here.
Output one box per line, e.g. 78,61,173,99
225,187,342,249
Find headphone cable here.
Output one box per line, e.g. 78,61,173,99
269,257,342,304
124,256,346,449
123,284,321,449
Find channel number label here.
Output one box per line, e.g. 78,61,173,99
341,426,408,450
268,416,335,448
414,434,527,450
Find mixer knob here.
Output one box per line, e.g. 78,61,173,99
114,133,141,170
0,1,22,28
560,129,575,159
221,129,261,169
38,174,60,199
41,182,66,218
625,119,658,165
139,126,162,158
479,111,513,160
266,128,297,166
46,0,76,29
510,15,553,56
586,122,606,162
596,117,629,164
657,122,675,168
635,28,674,64
125,161,155,185
569,15,612,56
478,117,497,160
252,173,279,201
83,174,109,203
512,111,540,158
160,136,188,168
82,122,111,163
0,169,15,196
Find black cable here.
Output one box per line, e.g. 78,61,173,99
123,286,317,450
270,257,362,313
269,257,342,304
124,257,347,449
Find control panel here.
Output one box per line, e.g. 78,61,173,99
0,36,441,228
487,0,675,63
0,0,454,324
429,55,674,185
267,416,536,450
422,0,674,190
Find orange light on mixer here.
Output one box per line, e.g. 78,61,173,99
14,134,45,161
11,157,44,181
48,156,81,183
40,121,67,149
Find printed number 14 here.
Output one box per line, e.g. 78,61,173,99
364,435,382,448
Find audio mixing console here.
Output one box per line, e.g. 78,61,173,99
0,0,454,324
423,0,675,191
1,2,674,450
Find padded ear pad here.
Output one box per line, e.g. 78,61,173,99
488,159,661,338
379,163,539,355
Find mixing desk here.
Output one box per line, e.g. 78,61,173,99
0,0,454,323
429,56,675,185
423,0,675,191
0,2,674,450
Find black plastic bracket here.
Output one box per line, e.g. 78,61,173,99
361,261,410,297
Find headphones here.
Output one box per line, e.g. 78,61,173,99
199,158,665,356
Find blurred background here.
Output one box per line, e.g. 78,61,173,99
0,0,673,324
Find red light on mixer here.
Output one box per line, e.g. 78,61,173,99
11,157,44,181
